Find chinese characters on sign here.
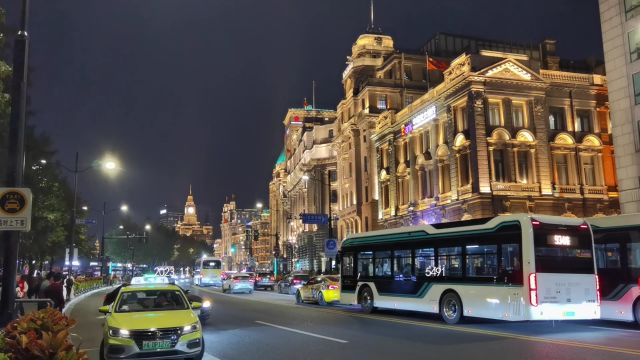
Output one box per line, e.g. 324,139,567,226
0,188,32,232
300,213,329,225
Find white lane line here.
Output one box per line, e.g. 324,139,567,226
203,353,222,360
255,320,348,343
589,326,640,333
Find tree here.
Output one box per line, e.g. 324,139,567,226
105,220,178,268
173,235,210,268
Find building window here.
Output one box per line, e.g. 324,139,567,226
422,131,431,153
439,160,451,193
405,95,414,107
626,0,640,19
365,217,369,232
555,153,570,185
548,106,566,130
576,110,593,132
458,151,470,187
455,105,467,132
329,170,338,182
349,162,353,178
492,148,509,182
516,150,530,183
328,129,334,138
634,72,640,105
377,95,387,110
512,102,526,128
364,156,368,173
331,190,338,203
581,155,597,186
365,186,369,203
488,101,502,126
630,28,640,62
382,183,390,210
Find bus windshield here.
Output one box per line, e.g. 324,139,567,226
202,259,221,269
533,222,594,274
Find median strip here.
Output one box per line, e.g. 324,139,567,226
255,320,348,343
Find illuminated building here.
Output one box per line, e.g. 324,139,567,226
158,205,182,229
175,186,214,243
599,0,640,213
373,33,618,226
250,211,274,271
219,195,260,271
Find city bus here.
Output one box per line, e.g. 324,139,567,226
587,214,640,325
194,257,223,286
339,214,600,324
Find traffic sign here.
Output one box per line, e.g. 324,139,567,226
301,213,328,225
0,188,32,231
324,238,338,258
76,218,97,225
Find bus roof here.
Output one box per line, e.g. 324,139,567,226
342,214,585,248
586,213,640,229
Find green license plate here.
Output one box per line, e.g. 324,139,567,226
563,311,575,317
142,340,172,350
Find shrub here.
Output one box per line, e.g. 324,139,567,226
1,307,87,359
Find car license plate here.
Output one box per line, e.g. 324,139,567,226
142,340,172,350
563,311,575,317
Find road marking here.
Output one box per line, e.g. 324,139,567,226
255,320,348,343
96,315,105,319
590,326,640,333
196,286,640,355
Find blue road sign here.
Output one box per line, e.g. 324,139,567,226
76,218,97,225
325,238,338,257
300,213,328,225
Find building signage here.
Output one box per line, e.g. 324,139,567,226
300,213,329,225
411,105,437,129
401,122,414,137
76,218,97,225
0,188,32,231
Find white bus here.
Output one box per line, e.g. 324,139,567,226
339,214,600,324
194,257,223,286
587,214,640,325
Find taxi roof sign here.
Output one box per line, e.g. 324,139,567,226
0,188,32,232
130,276,169,285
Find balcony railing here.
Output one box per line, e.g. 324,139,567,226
554,184,581,197
583,185,608,198
540,69,606,86
458,184,473,197
491,182,540,195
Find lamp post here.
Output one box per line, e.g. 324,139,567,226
100,202,128,280
59,153,119,273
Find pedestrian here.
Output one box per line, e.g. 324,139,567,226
16,274,28,316
65,274,75,300
28,273,41,299
44,273,65,311
37,272,52,310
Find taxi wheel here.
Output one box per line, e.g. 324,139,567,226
634,299,640,326
296,291,303,304
99,340,105,360
318,292,327,306
192,339,205,360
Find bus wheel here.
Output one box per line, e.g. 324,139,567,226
359,286,374,314
440,292,463,324
634,299,640,326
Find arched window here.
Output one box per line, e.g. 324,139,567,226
437,145,451,194
488,128,511,183
453,134,472,189
579,135,605,188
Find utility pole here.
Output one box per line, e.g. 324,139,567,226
0,0,30,326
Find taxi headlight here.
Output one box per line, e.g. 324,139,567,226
183,323,200,334
108,327,130,338
202,300,211,308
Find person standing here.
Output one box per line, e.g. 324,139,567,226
16,274,28,316
44,273,65,311
64,274,74,300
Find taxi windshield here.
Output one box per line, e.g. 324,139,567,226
116,290,188,313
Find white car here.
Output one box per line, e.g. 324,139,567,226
222,273,254,294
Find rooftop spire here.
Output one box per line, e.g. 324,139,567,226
366,0,383,34
189,184,192,195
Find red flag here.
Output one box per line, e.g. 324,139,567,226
427,57,448,71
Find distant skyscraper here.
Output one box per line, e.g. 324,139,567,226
159,205,182,229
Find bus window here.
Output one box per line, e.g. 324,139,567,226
374,251,392,277
342,253,354,276
393,250,412,279
595,243,621,269
415,248,435,276
533,223,594,274
358,251,373,277
629,242,640,268
438,247,462,277
500,243,522,284
465,245,497,277
202,260,221,269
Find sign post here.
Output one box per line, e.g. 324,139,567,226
0,188,32,231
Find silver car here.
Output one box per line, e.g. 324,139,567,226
277,274,310,295
222,273,254,294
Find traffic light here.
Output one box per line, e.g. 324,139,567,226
231,244,237,254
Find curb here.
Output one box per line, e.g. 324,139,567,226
63,285,115,317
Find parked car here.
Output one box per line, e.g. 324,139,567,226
277,273,310,295
222,273,254,294
295,275,340,305
254,272,276,290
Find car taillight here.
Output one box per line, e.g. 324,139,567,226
257,277,262,281
580,223,589,230
327,284,339,290
293,279,301,284
596,275,601,305
270,276,275,281
529,273,538,307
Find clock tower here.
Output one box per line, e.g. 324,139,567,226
183,185,198,225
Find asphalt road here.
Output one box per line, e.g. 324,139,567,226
66,284,640,360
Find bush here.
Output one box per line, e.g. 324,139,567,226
1,307,87,359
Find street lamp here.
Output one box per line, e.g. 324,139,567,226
81,205,89,211
256,202,263,211
100,202,129,279
120,204,129,212
144,224,152,231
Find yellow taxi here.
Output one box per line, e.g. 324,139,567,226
295,275,340,306
98,283,204,359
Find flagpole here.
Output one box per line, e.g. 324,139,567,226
425,51,431,90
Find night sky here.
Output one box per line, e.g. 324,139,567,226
0,0,603,236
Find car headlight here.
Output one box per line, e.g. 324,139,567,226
202,300,211,308
183,323,200,334
108,327,130,338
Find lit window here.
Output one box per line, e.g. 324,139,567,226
492,149,509,182
548,107,566,130
405,95,414,107
512,102,525,128
488,101,501,126
377,95,387,110
581,155,597,186
455,105,467,132
576,110,592,132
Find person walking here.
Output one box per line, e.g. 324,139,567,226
16,274,28,316
44,273,65,311
64,274,74,300
38,272,53,309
